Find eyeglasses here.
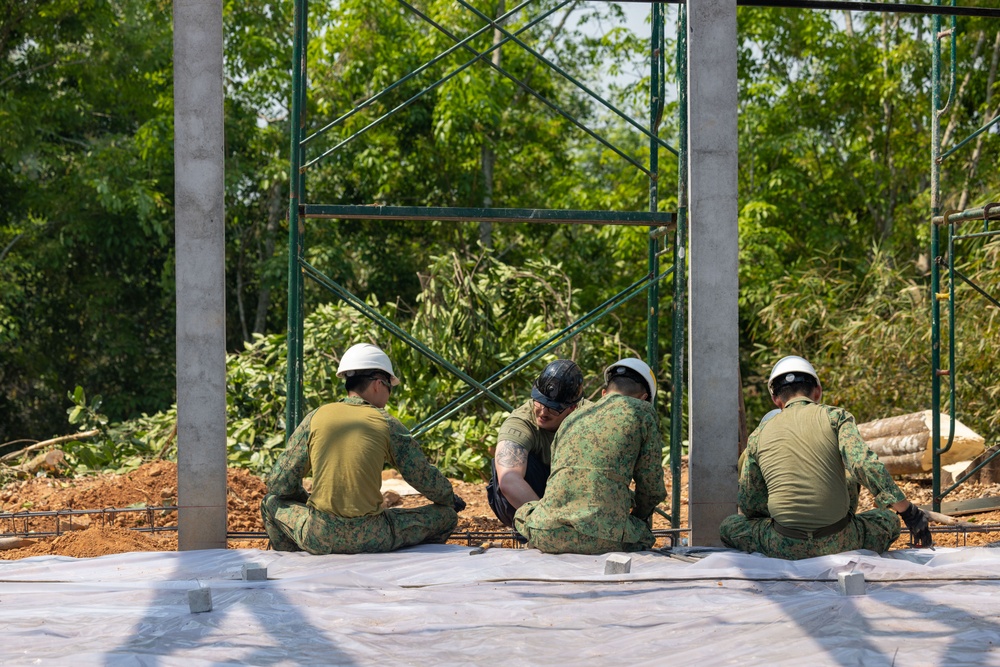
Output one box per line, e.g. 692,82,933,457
534,400,570,415
378,377,393,395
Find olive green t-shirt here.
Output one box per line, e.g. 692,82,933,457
750,397,850,530
496,398,591,467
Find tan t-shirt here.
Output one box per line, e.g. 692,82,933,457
307,401,392,517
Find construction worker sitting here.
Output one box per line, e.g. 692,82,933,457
486,359,589,527
720,355,933,559
261,343,465,554
513,358,667,554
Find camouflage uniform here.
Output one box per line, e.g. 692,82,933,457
261,397,457,554
720,397,903,559
486,398,590,526
513,393,666,554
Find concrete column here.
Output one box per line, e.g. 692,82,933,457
174,0,228,550
686,0,740,546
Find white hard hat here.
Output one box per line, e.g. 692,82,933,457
604,357,657,401
336,343,400,386
767,355,818,396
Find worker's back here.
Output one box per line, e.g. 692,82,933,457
539,393,664,541
752,397,850,531
307,400,392,518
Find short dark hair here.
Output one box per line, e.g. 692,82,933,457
345,370,390,394
607,374,649,400
774,376,818,402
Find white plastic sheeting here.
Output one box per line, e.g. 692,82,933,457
3,545,1000,666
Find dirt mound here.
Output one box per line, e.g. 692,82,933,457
0,461,269,559
9,524,175,559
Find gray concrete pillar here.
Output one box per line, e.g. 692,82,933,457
174,0,228,550
686,0,740,546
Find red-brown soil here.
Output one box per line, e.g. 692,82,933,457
1,460,997,559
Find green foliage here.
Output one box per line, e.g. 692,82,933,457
5,0,1000,489
50,249,673,481
0,0,177,441
61,386,152,475
751,241,1000,446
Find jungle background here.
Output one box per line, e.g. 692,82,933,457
1,0,998,485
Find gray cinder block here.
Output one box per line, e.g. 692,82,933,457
242,563,267,581
188,587,213,613
604,554,632,575
837,571,866,596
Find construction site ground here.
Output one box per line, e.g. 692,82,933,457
1,459,999,558
4,461,1000,665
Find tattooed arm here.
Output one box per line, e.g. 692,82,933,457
494,440,540,508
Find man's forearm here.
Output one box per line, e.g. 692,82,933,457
498,474,540,507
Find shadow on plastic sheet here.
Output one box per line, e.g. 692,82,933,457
106,549,357,665
774,552,1000,667
621,546,1000,666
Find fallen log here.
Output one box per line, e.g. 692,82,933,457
858,411,985,476
0,537,36,551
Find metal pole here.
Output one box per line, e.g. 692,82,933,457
931,0,941,512
671,3,688,530
647,1,663,380
930,0,943,513
286,0,308,439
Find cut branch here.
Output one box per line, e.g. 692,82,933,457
0,430,100,462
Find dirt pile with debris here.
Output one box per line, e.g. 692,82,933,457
1,460,997,559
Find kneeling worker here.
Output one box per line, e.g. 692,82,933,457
514,358,667,554
486,360,587,526
261,343,464,554
720,355,932,559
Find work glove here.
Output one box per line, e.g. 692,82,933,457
899,503,933,547
453,494,467,513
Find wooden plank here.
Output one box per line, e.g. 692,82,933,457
919,496,1000,517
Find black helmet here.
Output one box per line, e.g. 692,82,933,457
531,360,584,411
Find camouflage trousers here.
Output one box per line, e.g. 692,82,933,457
261,494,457,555
514,510,655,555
719,509,901,560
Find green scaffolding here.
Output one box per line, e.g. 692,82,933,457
285,0,688,528
930,0,1000,512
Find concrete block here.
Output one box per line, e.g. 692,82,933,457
241,563,267,581
604,554,632,575
188,587,213,613
837,571,866,596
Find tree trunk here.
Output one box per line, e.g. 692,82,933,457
253,181,283,336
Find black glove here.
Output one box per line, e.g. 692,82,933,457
453,494,467,513
899,503,933,547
